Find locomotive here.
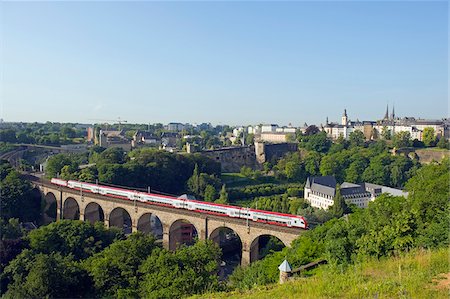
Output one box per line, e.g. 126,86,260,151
50,178,308,229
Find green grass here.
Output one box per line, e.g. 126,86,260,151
193,248,449,299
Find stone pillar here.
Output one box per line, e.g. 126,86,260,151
250,239,259,262
132,218,138,233
79,213,85,221
104,212,109,228
57,191,63,220
241,249,251,266
162,223,170,250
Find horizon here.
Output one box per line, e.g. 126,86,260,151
1,1,448,125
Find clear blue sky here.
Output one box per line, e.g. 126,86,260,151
1,1,448,126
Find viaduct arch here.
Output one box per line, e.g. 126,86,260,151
34,179,304,266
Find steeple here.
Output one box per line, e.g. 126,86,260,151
391,105,395,120
341,109,348,126
384,104,389,120
326,116,329,125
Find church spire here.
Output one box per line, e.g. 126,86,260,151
384,104,389,120
391,105,395,120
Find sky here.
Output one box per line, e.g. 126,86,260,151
0,1,448,126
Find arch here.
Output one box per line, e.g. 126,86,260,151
137,213,163,240
249,234,286,263
209,227,242,277
63,197,80,220
169,219,198,251
84,202,104,224
43,191,58,223
109,207,132,234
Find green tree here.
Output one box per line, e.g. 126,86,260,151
349,130,365,147
422,127,436,147
187,164,201,196
45,153,77,178
3,251,92,299
216,185,229,204
204,185,216,202
437,137,449,149
393,131,412,148
0,170,41,223
245,133,254,145
381,126,391,140
139,240,221,299
28,220,124,260
330,185,348,218
84,233,157,298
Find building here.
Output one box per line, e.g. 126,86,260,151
304,176,407,210
323,107,449,141
132,130,160,147
261,124,278,133
167,122,186,132
97,130,131,151
161,132,179,148
259,132,292,143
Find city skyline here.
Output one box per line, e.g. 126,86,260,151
1,1,448,125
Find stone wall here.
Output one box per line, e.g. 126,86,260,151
255,142,298,164
200,146,259,172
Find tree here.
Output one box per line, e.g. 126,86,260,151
0,170,41,223
27,220,124,261
187,164,201,196
304,152,321,177
139,240,221,299
3,251,92,299
345,157,368,183
349,130,365,148
245,133,255,145
437,137,449,149
381,126,391,140
45,153,77,179
0,130,17,143
216,185,229,204
393,131,412,148
84,233,157,298
362,154,392,185
204,185,216,202
422,127,436,147
330,185,348,218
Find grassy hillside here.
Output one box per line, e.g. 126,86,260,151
193,247,449,299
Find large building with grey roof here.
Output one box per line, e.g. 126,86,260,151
304,176,407,210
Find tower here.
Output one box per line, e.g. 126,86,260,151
384,104,389,120
341,109,348,126
391,105,395,120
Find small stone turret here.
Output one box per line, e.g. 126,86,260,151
278,259,292,284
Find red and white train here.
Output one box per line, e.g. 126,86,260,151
50,178,308,229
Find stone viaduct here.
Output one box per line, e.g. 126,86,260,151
32,178,305,266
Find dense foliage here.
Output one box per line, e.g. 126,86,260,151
46,147,221,194
1,220,223,298
273,141,420,188
0,160,41,223
228,159,449,289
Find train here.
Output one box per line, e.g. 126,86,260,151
50,178,308,229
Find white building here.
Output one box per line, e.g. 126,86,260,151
323,107,449,141
304,176,372,209
304,176,407,210
261,124,278,133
